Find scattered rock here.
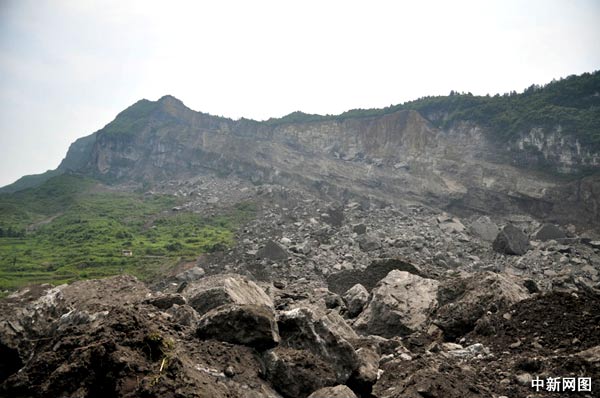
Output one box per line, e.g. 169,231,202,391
342,284,369,318
324,206,345,227
493,224,531,255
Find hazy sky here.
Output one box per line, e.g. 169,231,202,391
0,0,599,187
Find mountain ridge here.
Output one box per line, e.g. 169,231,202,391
2,71,599,227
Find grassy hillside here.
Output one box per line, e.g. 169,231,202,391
0,174,254,292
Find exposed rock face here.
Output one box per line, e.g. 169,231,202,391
182,274,273,316
30,94,596,228
354,270,439,338
196,304,280,350
493,224,531,255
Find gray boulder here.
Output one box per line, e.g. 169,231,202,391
434,272,530,340
175,266,205,282
347,347,379,396
258,240,289,261
532,223,566,241
354,270,439,338
166,304,198,327
196,304,280,350
182,274,273,316
469,216,499,242
263,347,337,398
342,284,369,318
357,234,382,252
493,224,531,255
277,307,359,383
308,385,357,398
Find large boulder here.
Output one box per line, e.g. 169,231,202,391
308,385,357,398
532,223,566,241
343,284,369,318
277,307,359,383
327,258,424,295
347,347,379,397
182,274,273,316
175,266,205,282
434,272,530,340
196,304,280,350
354,270,439,338
258,240,289,261
357,234,382,252
469,216,499,242
492,224,531,255
263,347,337,398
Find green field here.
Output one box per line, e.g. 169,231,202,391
0,174,254,292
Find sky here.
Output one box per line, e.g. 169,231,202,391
0,0,599,187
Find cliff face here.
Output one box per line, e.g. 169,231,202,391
76,95,599,226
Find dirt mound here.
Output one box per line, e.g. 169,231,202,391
474,291,600,353
467,291,600,397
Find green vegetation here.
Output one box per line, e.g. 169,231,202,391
0,174,254,292
0,169,62,194
266,71,600,149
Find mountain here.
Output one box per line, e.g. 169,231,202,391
5,72,599,226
